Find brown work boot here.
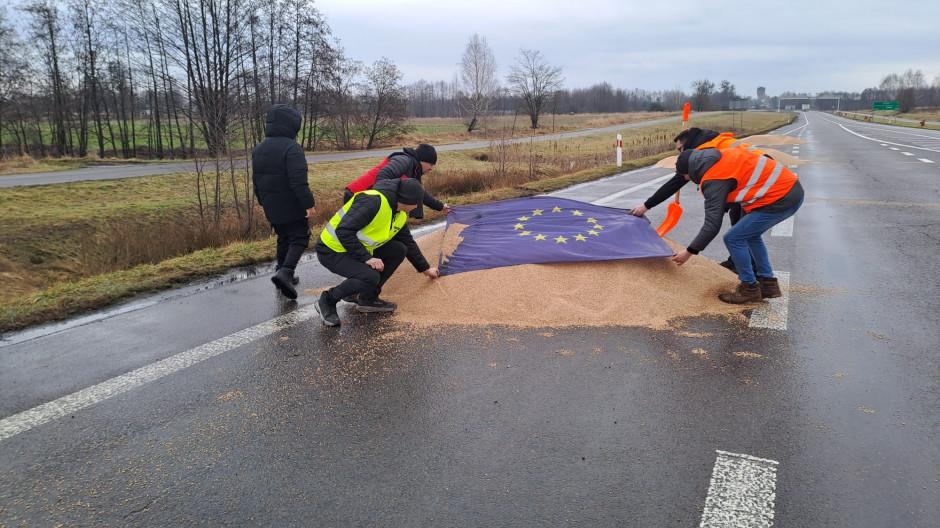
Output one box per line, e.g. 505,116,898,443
718,282,763,304
758,277,782,298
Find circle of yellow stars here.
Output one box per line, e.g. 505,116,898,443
513,205,604,243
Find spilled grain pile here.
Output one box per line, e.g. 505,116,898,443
377,228,745,329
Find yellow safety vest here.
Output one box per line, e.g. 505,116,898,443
319,190,408,254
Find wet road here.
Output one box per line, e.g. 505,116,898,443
0,115,685,188
1,112,938,526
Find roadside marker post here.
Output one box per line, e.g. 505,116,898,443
616,134,623,167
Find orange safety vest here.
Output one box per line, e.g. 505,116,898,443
699,146,798,213
696,132,765,156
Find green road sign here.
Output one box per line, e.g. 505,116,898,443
873,101,899,111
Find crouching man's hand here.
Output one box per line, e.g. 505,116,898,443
366,258,384,271
423,267,440,279
672,250,692,266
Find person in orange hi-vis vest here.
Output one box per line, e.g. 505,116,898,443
671,146,804,304
629,127,754,271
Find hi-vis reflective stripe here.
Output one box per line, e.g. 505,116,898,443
734,155,768,202
745,162,784,205
326,207,382,247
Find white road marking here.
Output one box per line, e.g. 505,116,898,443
901,152,914,156
591,174,675,205
918,158,935,164
880,143,888,146
700,450,779,528
749,271,790,330
0,304,320,443
771,216,794,237
824,119,940,153
890,147,900,151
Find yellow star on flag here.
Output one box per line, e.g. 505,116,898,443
552,206,563,213
587,217,597,224
588,230,600,236
532,209,543,216
574,234,587,241
514,223,525,230
554,235,568,244
534,234,547,241
518,230,532,236
571,210,584,216
517,216,530,221
593,224,604,230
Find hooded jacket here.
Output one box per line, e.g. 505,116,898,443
315,179,430,271
252,105,315,225
642,128,721,209
371,147,445,219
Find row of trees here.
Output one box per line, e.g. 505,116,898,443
0,0,414,160
782,69,940,112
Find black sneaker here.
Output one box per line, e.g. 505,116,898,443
314,292,341,326
355,297,397,313
271,268,298,299
340,293,359,304
275,267,300,285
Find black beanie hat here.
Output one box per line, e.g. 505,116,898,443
676,150,693,177
414,144,437,165
397,178,425,206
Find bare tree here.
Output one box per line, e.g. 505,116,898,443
691,79,714,111
458,33,497,133
359,57,409,149
507,49,563,129
23,1,72,156
0,9,28,158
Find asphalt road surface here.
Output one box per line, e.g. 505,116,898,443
0,115,686,188
1,112,938,526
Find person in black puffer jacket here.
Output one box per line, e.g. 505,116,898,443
252,104,315,300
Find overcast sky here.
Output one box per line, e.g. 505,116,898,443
316,0,940,96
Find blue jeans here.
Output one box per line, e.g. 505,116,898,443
723,196,804,283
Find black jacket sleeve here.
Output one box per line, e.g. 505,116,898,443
285,142,314,209
422,189,444,211
335,194,381,263
644,174,688,209
392,225,431,272
687,179,737,254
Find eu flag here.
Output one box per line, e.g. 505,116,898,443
440,196,673,275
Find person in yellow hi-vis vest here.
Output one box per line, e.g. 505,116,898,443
314,178,440,326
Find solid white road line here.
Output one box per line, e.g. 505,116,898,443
0,304,320,443
828,121,940,153
699,450,779,528
918,158,935,164
591,173,674,205
749,271,790,330
771,216,794,237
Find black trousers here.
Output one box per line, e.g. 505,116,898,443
272,218,310,271
316,240,407,302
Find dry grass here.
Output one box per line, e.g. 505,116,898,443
0,111,793,332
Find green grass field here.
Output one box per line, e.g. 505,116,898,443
0,111,794,331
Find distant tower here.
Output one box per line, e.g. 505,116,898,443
757,86,766,99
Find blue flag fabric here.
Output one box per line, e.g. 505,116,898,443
440,196,674,275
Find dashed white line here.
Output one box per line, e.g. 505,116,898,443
902,152,914,156
918,158,935,164
880,143,888,147
889,147,900,151
749,271,790,330
0,304,320,443
700,450,779,528
771,216,794,237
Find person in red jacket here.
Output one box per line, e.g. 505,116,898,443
344,144,450,219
